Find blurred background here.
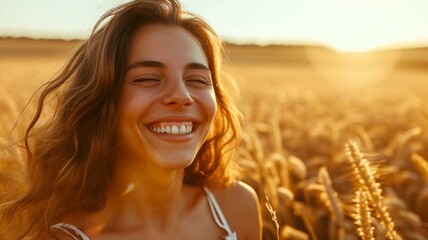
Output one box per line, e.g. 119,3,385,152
1,0,428,97
1,1,428,239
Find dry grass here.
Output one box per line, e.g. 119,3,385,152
1,39,428,239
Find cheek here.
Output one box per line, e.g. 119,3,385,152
205,90,218,122
117,94,137,126
118,88,154,116
116,88,151,137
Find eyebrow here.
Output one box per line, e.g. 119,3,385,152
185,62,210,71
126,60,210,72
126,60,164,71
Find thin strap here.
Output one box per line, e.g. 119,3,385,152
203,187,237,240
51,223,90,240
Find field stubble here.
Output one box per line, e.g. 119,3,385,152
1,39,428,239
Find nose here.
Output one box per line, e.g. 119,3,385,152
161,79,194,107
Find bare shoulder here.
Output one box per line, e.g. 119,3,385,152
209,181,262,240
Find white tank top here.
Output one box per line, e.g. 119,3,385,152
51,187,237,240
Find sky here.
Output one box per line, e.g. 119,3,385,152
1,0,428,52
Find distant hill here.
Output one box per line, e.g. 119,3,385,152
1,37,427,70
226,42,428,70
0,37,81,56
389,47,428,69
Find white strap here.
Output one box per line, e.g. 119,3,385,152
51,223,90,240
203,186,237,240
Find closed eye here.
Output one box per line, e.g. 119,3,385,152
132,78,161,87
186,76,211,88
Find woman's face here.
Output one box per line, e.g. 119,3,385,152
116,24,217,170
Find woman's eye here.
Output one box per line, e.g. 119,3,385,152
186,78,211,87
132,78,161,86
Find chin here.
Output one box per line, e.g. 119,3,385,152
154,152,197,170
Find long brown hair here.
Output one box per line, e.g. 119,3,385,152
1,0,241,238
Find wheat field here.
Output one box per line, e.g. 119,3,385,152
1,38,428,239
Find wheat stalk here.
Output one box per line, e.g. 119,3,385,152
411,153,428,182
280,225,309,240
345,141,398,240
270,111,283,154
290,202,318,240
318,167,345,240
265,194,280,240
318,167,345,223
354,190,374,240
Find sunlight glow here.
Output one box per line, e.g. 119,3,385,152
1,0,428,50
327,41,379,53
120,183,135,198
181,0,428,52
306,48,401,88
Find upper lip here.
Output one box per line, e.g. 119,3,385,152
146,115,200,125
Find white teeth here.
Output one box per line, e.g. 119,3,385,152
171,125,179,134
179,125,186,134
150,122,193,135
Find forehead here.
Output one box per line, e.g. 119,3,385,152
128,24,208,67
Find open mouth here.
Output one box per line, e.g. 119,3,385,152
149,121,193,135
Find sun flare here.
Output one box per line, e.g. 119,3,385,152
306,47,401,88
329,42,378,53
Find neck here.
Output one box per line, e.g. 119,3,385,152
85,157,188,234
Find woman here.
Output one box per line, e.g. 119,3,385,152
0,0,262,239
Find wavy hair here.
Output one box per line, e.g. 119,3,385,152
1,0,241,238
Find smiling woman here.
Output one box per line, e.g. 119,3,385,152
0,1,262,239
116,24,218,173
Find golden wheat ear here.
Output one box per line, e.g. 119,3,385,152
318,167,346,240
353,190,375,240
411,153,428,182
345,140,399,240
